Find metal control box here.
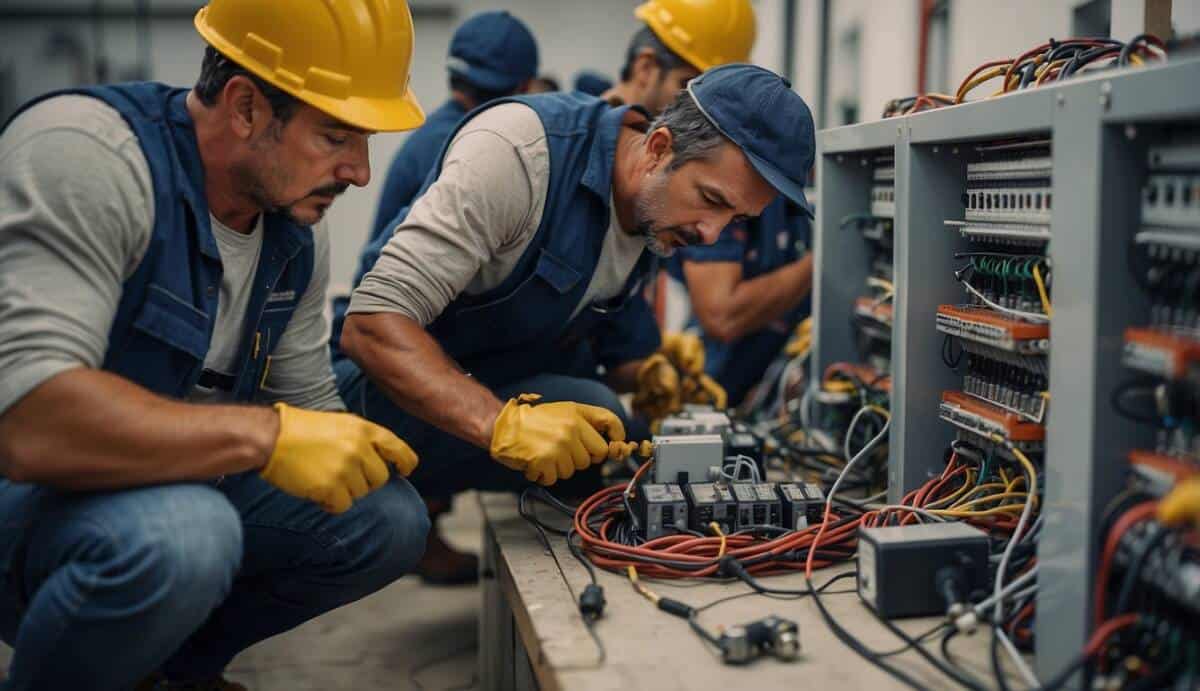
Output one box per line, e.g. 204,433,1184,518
651,434,725,484
660,410,732,435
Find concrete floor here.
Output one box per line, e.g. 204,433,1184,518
0,493,486,691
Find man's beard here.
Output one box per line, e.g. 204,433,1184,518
248,174,349,225
634,172,700,257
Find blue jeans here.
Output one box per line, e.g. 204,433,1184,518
335,361,631,498
0,472,430,690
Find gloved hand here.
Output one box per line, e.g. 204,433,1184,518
490,394,627,486
262,403,419,514
682,372,728,410
784,317,813,358
660,332,705,376
1158,476,1200,528
632,354,681,422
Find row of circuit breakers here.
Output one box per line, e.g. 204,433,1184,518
634,409,826,539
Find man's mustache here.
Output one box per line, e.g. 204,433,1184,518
310,182,350,198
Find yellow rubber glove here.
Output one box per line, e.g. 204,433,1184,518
1157,477,1200,529
681,372,728,410
632,353,681,422
490,394,627,486
262,403,419,514
661,332,705,376
784,317,813,358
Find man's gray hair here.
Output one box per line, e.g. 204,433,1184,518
649,91,729,171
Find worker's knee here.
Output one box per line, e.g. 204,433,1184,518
70,485,242,624
521,375,629,426
329,478,431,590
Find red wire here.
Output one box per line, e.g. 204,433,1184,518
1093,501,1158,628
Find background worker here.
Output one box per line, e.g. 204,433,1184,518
336,64,816,518
0,1,429,689
336,9,540,586
602,0,756,115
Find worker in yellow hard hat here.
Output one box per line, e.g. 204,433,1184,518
603,0,757,116
0,2,428,689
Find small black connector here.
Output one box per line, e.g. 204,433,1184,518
657,597,695,619
579,584,606,620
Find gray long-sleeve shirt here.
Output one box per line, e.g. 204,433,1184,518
0,94,343,415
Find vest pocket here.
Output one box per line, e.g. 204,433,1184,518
130,283,210,360
452,249,583,318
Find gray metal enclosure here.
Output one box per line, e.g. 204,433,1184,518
813,57,1200,686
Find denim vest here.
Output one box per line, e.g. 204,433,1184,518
335,93,660,387
3,83,314,401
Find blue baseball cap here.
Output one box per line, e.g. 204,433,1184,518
448,11,539,93
573,70,614,97
685,64,815,218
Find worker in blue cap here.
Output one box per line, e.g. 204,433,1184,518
333,64,815,557
366,10,539,248
330,9,538,586
574,70,614,97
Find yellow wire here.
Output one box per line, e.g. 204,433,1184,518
943,481,1007,509
866,405,891,420
942,492,1031,512
957,65,1012,103
1000,439,1041,512
627,566,659,604
822,381,858,393
933,505,1026,518
1032,264,1053,318
710,522,727,557
923,471,979,509
998,468,1011,486
1129,53,1144,66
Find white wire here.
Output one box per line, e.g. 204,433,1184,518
961,281,1050,323
721,455,761,483
870,505,949,523
821,405,890,530
970,567,1039,614
997,627,1039,688
992,440,1038,687
798,384,814,430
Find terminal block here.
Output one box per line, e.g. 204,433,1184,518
634,483,688,540
1123,327,1200,381
732,483,782,530
939,390,1045,443
776,483,826,530
684,482,738,534
937,304,1049,354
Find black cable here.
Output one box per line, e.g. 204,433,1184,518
875,622,950,658
872,603,988,691
939,628,987,689
1113,524,1171,616
805,576,927,690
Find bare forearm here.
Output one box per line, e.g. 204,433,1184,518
341,313,503,449
692,255,813,343
0,368,277,490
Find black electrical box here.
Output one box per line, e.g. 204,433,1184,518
684,482,738,534
777,482,825,530
732,483,782,530
857,523,991,619
724,426,764,475
634,483,688,540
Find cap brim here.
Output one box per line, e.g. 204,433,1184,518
743,149,814,219
450,64,524,93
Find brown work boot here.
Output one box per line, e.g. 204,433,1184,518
136,674,248,691
415,498,479,586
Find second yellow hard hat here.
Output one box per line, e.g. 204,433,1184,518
635,0,757,72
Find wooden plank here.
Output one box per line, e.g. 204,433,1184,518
479,492,1031,691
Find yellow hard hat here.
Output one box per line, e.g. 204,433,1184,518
634,0,757,72
194,0,425,132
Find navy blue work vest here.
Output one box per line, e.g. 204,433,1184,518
3,83,314,401
334,92,659,387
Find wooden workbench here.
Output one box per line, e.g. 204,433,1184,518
477,492,1028,691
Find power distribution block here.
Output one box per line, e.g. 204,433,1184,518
684,482,738,534
634,483,688,539
651,434,725,484
732,483,782,530
857,522,991,619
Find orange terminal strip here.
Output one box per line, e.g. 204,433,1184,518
936,304,1049,353
1129,449,1199,486
1123,327,1200,381
939,390,1046,442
